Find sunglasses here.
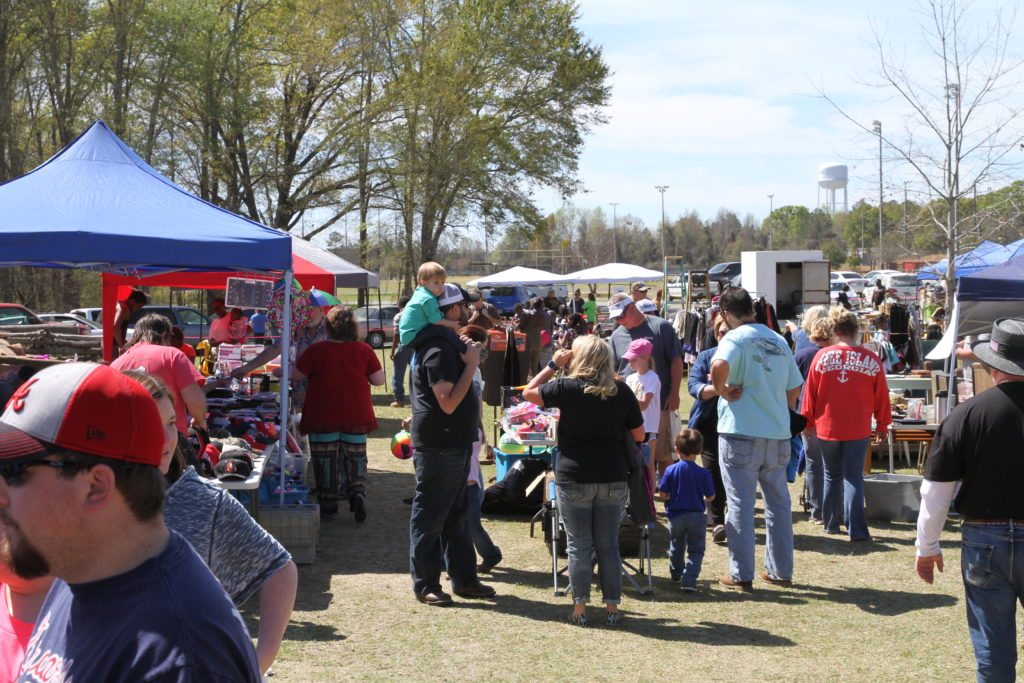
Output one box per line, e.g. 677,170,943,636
0,459,84,486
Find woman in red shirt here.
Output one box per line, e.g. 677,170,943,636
800,307,891,541
295,306,385,521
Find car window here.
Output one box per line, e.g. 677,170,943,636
0,307,34,325
486,287,516,297
176,308,208,326
887,275,917,287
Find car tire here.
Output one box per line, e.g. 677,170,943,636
367,331,385,349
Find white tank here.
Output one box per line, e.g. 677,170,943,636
817,163,849,189
817,163,848,214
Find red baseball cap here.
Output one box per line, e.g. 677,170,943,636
0,363,164,466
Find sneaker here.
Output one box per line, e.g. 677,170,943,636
477,558,501,573
351,494,367,523
719,576,753,593
760,571,792,588
810,518,824,526
390,400,405,408
712,524,727,545
452,582,496,599
681,581,697,593
415,590,453,606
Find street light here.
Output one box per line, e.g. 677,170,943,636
655,185,669,261
873,120,883,268
609,202,620,262
767,194,774,250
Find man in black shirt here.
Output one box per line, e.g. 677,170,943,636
409,284,495,606
916,318,1024,681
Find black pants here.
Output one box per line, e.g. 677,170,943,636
698,428,726,526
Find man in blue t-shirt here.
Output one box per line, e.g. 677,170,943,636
711,287,803,592
0,363,261,682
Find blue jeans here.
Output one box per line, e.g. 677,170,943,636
467,483,502,567
719,435,794,582
802,431,825,521
392,345,412,403
556,481,628,605
819,438,871,540
962,522,1024,682
668,511,707,586
409,446,478,595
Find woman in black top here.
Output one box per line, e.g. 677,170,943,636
837,283,852,310
523,335,645,627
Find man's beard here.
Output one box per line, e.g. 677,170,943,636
0,515,50,580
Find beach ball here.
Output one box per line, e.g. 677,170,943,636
498,432,526,455
391,430,414,460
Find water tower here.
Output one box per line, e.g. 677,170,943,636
817,163,848,214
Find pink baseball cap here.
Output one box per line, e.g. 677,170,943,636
623,338,654,359
0,363,164,466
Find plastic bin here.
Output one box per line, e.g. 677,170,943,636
863,473,923,522
259,502,320,564
494,446,552,481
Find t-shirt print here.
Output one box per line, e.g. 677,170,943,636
813,348,882,382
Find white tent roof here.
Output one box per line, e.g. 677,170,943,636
467,266,565,287
563,262,663,284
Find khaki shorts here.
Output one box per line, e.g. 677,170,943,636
655,408,674,464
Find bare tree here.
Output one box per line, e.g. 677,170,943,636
820,0,1024,310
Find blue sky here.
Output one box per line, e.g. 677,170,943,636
535,0,1024,230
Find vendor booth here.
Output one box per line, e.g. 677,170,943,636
563,262,663,284
0,120,315,557
467,266,564,287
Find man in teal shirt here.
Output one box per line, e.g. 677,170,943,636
711,287,803,592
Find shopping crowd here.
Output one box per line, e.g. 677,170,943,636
2,260,1022,681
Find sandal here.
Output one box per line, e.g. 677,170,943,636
568,611,587,627
605,611,622,626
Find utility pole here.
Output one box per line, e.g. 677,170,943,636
609,202,619,261
873,120,883,269
655,185,669,261
767,194,774,250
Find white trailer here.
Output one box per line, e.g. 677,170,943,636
739,250,830,319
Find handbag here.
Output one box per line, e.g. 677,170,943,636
624,439,656,526
789,409,808,437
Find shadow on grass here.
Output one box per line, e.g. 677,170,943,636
278,619,347,643
794,584,957,616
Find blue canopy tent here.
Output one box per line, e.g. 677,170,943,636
955,253,1024,337
0,120,296,503
917,240,1012,281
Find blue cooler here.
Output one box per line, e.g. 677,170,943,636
494,446,553,481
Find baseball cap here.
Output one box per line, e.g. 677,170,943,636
0,363,164,466
607,295,633,319
632,282,649,293
637,299,658,314
623,338,654,359
437,283,468,308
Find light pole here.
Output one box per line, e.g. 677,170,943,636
767,194,774,250
873,120,883,268
609,202,619,261
655,185,669,261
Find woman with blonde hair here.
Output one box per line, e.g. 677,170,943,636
523,335,645,626
800,307,891,541
791,304,830,354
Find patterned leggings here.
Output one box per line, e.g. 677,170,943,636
309,437,368,515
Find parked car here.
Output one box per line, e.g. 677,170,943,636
708,261,742,291
38,313,101,336
829,281,864,309
128,305,211,346
879,272,919,303
480,285,539,316
667,278,684,301
69,307,102,324
830,271,869,298
0,304,93,335
354,304,400,349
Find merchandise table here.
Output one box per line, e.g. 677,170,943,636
886,423,939,473
208,454,267,521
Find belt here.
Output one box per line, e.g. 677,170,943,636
963,517,1024,525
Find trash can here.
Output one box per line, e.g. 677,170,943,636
863,473,923,522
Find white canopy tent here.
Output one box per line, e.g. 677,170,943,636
564,262,663,284
467,266,565,287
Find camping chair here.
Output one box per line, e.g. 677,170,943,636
537,448,654,598
889,429,935,471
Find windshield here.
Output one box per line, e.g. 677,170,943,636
888,275,917,287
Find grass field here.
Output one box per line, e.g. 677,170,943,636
251,352,1005,682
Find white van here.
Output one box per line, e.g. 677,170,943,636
881,273,919,303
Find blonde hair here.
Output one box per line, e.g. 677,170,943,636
567,334,618,400
829,306,860,339
808,317,835,342
417,261,447,283
119,369,171,403
801,305,829,335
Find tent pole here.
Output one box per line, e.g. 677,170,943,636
377,287,388,391
278,271,293,507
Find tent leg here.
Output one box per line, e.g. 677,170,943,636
377,287,388,391
278,271,293,506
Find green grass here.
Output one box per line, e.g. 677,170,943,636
254,351,996,682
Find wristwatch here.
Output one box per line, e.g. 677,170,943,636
546,359,559,371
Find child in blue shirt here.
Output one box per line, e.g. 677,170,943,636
658,429,716,591
397,261,463,346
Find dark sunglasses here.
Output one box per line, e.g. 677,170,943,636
0,459,84,486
